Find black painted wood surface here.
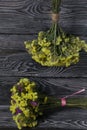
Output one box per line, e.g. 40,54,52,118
1,0,87,129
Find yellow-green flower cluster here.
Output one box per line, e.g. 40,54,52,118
24,30,87,67
10,78,87,129
10,78,48,129
24,0,87,67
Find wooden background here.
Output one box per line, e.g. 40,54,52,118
1,0,87,129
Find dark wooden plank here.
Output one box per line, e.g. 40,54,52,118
0,35,36,52
1,105,87,129
0,105,16,127
0,52,87,77
0,77,87,105
0,35,86,52
0,0,51,34
60,0,87,36
0,0,86,36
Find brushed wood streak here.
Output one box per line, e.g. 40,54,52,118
0,77,87,105
1,105,87,129
0,52,87,77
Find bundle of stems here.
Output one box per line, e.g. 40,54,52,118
66,97,87,109
10,78,87,129
24,0,87,67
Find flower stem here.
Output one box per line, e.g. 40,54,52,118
52,0,61,13
66,97,87,109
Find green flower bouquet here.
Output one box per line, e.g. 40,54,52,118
24,0,87,67
10,78,87,129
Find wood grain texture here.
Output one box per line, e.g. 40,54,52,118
0,0,87,129
0,52,87,77
60,0,87,36
0,0,87,78
0,35,87,52
1,105,87,129
0,35,35,52
0,0,86,36
0,77,87,105
0,0,51,34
